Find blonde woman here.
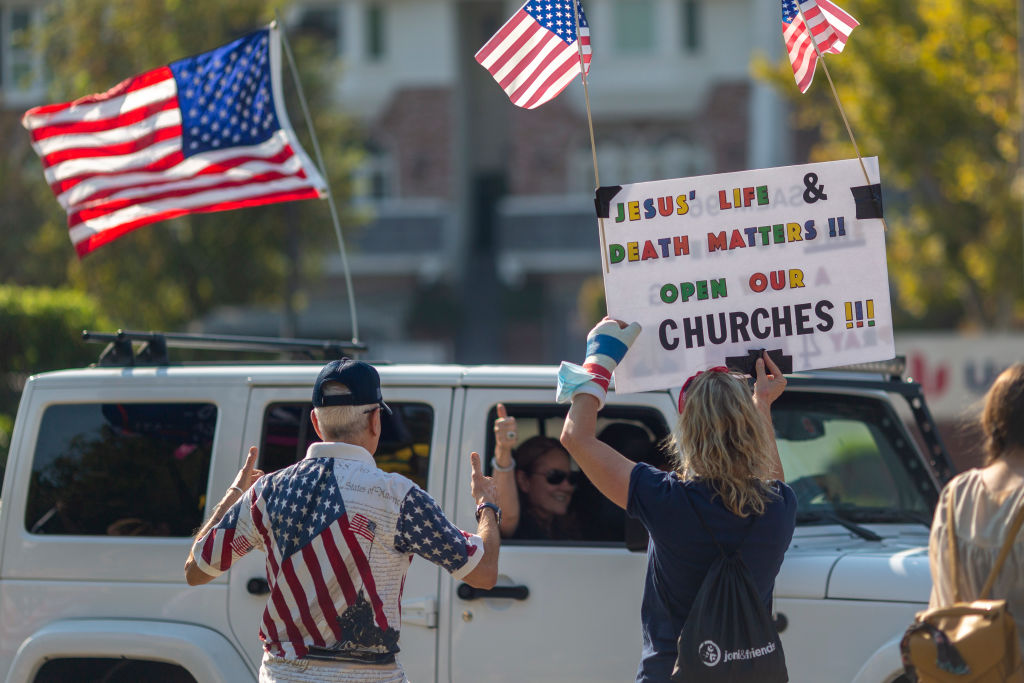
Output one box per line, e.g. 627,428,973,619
558,319,797,682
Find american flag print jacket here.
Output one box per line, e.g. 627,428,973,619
191,442,485,662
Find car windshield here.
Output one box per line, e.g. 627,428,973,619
773,391,934,523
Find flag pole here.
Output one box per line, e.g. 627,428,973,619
273,13,362,343
795,3,889,232
570,0,609,273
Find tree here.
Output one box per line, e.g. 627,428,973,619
14,0,364,332
756,0,1023,329
0,285,112,470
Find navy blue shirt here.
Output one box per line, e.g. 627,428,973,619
627,463,797,682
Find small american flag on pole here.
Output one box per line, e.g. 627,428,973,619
21,26,326,257
782,0,859,94
475,0,591,110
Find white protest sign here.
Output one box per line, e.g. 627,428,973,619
600,157,894,394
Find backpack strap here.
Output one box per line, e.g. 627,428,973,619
946,488,961,603
979,496,1024,600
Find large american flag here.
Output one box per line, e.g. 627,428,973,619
21,27,326,257
782,0,859,94
475,0,591,110
195,456,480,660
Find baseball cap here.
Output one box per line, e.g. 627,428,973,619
312,359,392,415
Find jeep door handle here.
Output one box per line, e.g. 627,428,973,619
247,578,270,595
457,583,529,601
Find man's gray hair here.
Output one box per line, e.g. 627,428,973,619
313,382,374,441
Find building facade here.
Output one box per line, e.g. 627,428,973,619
295,0,794,362
2,0,795,363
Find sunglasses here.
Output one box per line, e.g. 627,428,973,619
534,469,581,486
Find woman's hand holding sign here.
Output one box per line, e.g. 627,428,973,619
753,352,786,481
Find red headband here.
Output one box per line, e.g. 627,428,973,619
677,366,730,413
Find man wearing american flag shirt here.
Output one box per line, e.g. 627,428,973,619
185,359,501,682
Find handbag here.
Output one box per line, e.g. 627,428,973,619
900,488,1024,682
672,500,788,682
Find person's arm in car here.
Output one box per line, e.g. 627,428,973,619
492,404,521,536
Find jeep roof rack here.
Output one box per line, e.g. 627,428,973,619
812,356,906,380
82,329,368,367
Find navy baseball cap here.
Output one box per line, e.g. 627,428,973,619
312,359,392,415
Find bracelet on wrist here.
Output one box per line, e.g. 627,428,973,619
476,501,502,525
229,485,244,496
491,456,516,473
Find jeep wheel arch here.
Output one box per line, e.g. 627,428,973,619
7,619,254,683
33,658,195,683
850,633,909,683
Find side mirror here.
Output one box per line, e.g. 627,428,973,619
625,516,649,553
772,411,825,441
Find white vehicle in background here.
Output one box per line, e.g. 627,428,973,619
0,330,950,682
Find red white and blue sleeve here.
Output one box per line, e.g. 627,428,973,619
190,484,264,577
556,319,642,408
394,486,484,581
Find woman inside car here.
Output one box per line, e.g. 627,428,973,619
491,404,582,540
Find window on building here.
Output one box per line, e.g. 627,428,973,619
365,4,386,60
292,3,344,57
571,140,709,191
613,0,656,55
681,0,700,52
259,402,433,490
0,4,44,100
657,138,710,178
486,403,670,546
354,143,396,201
25,403,217,536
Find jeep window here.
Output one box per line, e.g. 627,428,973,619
773,392,933,523
486,404,670,546
25,403,216,536
260,402,433,490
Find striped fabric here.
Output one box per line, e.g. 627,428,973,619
556,319,641,408
475,0,591,110
192,442,483,671
782,0,859,94
21,27,325,256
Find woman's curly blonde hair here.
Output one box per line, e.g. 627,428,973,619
667,370,779,517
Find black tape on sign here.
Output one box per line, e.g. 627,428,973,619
850,183,884,219
724,348,793,377
594,185,622,219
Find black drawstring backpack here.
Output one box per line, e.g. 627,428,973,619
671,498,788,682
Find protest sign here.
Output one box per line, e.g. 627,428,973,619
598,157,893,394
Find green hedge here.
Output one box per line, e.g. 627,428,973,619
0,286,111,473
0,285,111,375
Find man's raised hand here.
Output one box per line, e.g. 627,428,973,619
470,451,497,507
230,446,265,494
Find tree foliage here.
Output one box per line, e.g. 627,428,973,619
0,285,110,376
756,0,1023,329
0,285,112,464
9,0,364,332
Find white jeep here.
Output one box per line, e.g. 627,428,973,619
0,331,951,682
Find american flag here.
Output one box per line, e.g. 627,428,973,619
252,459,389,658
195,457,481,660
475,0,591,110
350,513,376,543
21,27,326,257
394,487,480,574
782,0,859,94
